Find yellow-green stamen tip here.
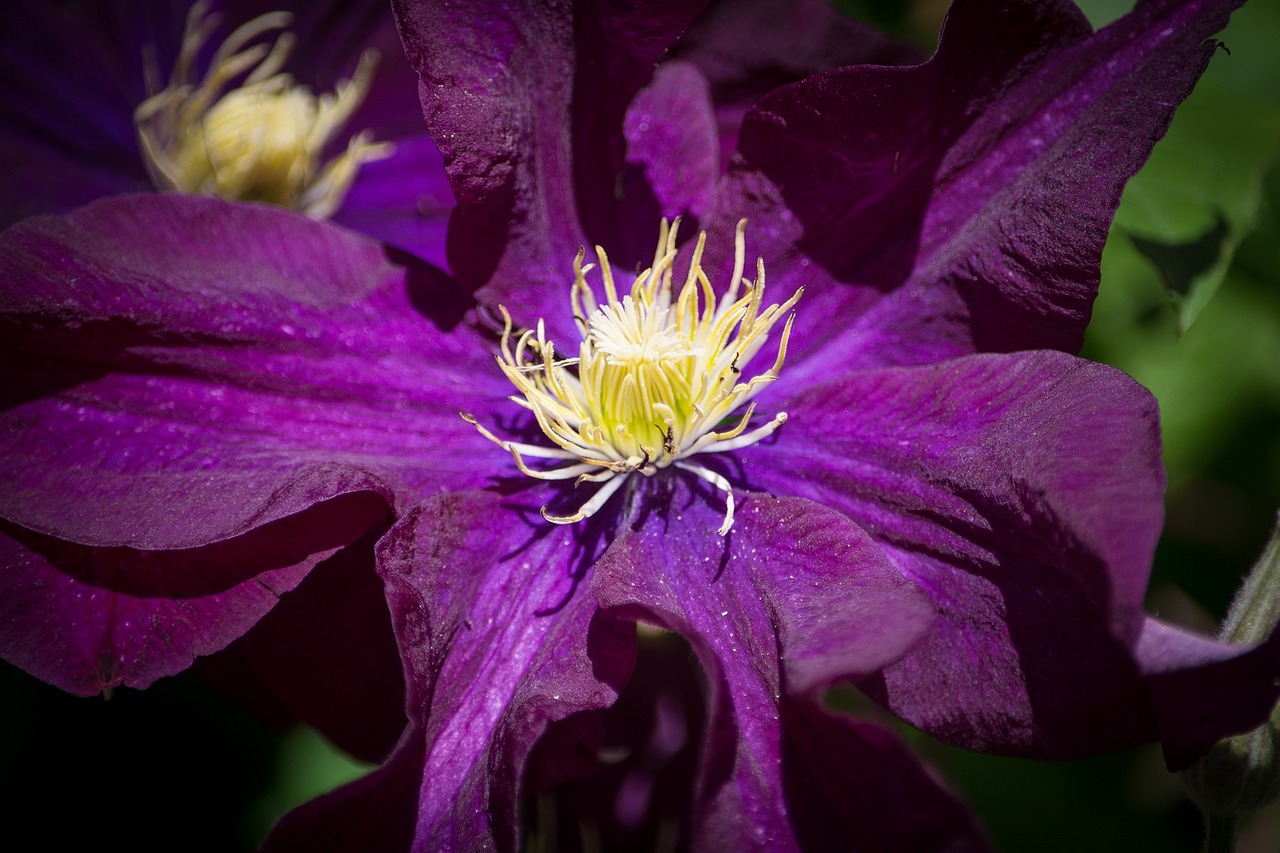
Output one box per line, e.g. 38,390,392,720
134,1,392,218
467,218,802,536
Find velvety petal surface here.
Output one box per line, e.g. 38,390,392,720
1136,617,1280,771
261,481,634,845
743,348,1276,761
0,194,504,692
715,0,1244,378
593,486,944,849
780,700,987,852
396,0,711,337
269,490,633,851
0,503,368,697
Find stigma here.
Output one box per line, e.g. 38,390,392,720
134,2,392,218
464,219,802,536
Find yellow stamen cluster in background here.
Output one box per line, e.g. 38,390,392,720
465,219,802,535
134,1,392,218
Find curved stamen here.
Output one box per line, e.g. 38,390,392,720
465,219,801,535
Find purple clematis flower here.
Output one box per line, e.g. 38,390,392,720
0,0,454,267
395,0,1280,771
2,0,1278,850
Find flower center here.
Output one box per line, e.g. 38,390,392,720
134,3,392,218
464,219,802,535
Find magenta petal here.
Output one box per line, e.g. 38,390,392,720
0,491,384,696
621,61,720,227
594,488,935,848
723,0,1243,372
395,0,582,330
1137,618,1280,771
396,0,709,336
781,700,987,852
378,492,629,850
0,194,507,692
749,350,1177,755
0,194,505,544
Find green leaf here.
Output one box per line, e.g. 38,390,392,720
1127,210,1229,300
1110,2,1280,333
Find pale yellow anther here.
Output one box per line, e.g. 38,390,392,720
465,219,802,535
134,1,392,217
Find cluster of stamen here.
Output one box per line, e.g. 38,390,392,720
134,2,391,217
465,219,802,535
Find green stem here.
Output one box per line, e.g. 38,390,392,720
1220,512,1280,644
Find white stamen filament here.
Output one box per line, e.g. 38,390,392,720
466,219,801,535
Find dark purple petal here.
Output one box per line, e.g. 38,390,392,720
0,194,503,691
1137,618,1280,771
233,526,407,764
396,0,709,336
594,486,936,848
332,136,455,272
718,0,1244,371
620,61,720,229
747,350,1180,756
677,0,923,99
781,700,988,852
264,728,426,852
0,493,380,697
673,0,924,169
521,629,707,849
0,2,155,226
307,1,458,268
395,0,579,330
375,492,629,850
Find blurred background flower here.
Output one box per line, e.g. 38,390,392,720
0,0,453,267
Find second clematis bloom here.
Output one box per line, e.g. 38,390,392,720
0,0,454,266
133,2,394,218
2,0,1278,849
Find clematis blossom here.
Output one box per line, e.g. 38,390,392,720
395,0,1280,773
2,0,1278,850
0,0,454,267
